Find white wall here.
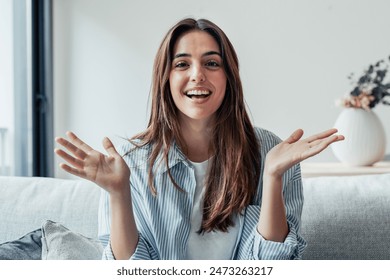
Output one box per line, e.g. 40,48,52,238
54,0,390,178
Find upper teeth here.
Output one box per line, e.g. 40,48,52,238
186,90,210,96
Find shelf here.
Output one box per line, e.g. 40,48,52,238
300,161,390,178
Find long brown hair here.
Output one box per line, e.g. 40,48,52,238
131,18,261,232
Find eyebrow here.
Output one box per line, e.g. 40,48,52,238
173,51,222,59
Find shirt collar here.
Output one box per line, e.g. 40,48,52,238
154,141,190,174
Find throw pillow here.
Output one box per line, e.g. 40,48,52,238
0,229,42,260
41,220,103,260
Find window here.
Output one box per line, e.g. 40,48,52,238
0,0,32,176
0,0,53,177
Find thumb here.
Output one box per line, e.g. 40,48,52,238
284,129,304,144
102,137,118,156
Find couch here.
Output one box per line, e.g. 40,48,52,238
0,176,103,260
1,173,390,260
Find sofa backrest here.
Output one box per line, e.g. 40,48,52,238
0,176,100,244
301,173,390,260
2,173,390,259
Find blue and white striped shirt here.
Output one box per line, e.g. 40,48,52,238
98,127,307,260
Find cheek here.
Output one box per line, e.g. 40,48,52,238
168,76,183,107
168,74,175,93
216,90,226,108
169,72,184,93
215,71,227,90
217,78,227,99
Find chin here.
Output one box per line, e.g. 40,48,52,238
180,112,215,124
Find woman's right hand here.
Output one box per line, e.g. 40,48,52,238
55,131,130,196
57,132,139,259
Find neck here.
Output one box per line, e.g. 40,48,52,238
179,115,214,162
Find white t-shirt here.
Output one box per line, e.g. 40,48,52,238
185,159,240,259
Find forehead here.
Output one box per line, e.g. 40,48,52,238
172,30,220,54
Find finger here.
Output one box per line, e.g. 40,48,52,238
306,135,345,156
66,131,94,152
310,134,345,147
55,148,84,169
284,129,304,144
306,128,338,143
102,137,119,157
59,163,87,179
55,137,88,160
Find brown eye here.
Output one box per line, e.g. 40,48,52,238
205,60,220,68
175,61,189,68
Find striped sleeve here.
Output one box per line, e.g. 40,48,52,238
235,164,306,260
98,189,111,248
98,188,156,260
97,189,116,260
253,166,307,260
101,233,154,260
237,164,306,259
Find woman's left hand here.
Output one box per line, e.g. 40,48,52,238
264,128,344,178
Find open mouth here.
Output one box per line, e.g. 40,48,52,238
184,90,211,99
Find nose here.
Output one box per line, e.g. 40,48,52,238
190,64,205,83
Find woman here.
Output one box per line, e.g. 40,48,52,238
55,18,344,260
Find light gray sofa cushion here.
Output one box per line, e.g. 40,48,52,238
301,173,390,259
41,220,103,260
0,176,100,244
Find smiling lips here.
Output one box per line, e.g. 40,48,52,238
185,90,211,99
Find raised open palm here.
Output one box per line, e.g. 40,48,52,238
55,131,130,195
265,128,344,177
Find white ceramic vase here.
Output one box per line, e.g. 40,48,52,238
331,108,386,166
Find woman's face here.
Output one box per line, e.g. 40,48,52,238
169,30,227,125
